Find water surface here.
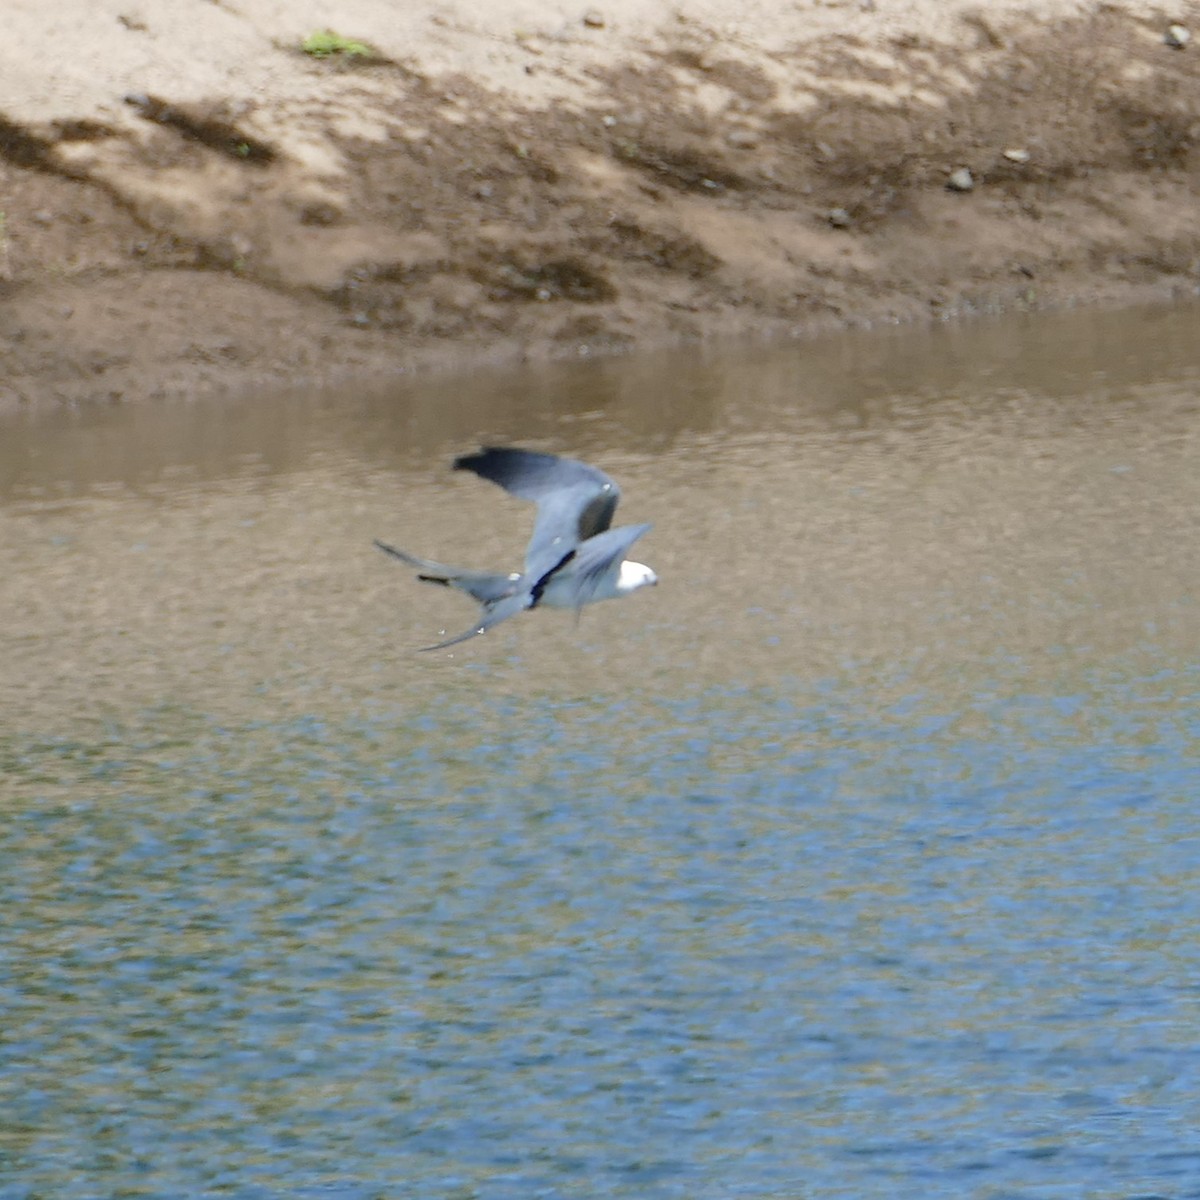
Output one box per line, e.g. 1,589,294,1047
2,304,1199,1198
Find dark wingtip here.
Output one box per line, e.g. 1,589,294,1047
451,448,516,475
453,446,508,473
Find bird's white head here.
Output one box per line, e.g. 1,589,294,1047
617,559,658,595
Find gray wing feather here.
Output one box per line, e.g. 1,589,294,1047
455,448,621,582
563,523,652,606
455,447,619,510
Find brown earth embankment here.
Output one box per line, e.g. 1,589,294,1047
2,1,1199,407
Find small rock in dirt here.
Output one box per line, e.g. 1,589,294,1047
1165,24,1190,48
828,207,852,228
726,128,759,149
299,201,342,227
582,9,606,28
1002,148,1030,164
32,210,54,226
947,167,975,192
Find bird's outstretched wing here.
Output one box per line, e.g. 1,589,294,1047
455,447,621,585
561,524,652,606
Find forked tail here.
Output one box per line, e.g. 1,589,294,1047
373,540,521,606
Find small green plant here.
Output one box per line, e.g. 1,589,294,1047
301,30,377,59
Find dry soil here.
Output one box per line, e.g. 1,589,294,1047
2,0,1199,408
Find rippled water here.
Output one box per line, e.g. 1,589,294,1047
2,305,1200,1198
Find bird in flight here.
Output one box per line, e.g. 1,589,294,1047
375,447,657,651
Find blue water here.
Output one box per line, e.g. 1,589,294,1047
3,659,1198,1199
3,303,1200,1197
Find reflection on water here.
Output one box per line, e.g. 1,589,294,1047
2,303,1200,1198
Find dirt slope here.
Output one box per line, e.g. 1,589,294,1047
2,0,1198,407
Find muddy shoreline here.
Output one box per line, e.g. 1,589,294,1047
3,1,1199,410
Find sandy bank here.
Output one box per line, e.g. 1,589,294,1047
2,0,1199,407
